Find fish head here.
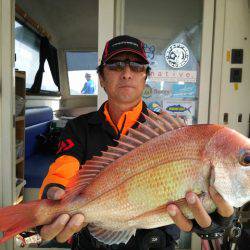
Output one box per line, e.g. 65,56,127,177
205,126,250,207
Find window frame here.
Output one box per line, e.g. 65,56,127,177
65,49,99,97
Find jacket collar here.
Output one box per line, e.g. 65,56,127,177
88,101,148,138
88,101,148,124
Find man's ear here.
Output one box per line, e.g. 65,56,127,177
98,74,106,91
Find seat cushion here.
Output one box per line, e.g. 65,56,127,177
25,106,53,127
25,121,51,158
25,154,55,188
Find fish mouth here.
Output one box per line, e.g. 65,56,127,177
209,162,215,186
240,166,250,171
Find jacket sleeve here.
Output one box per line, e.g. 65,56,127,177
39,155,80,199
39,118,86,199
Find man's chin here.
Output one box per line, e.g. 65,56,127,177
116,95,138,104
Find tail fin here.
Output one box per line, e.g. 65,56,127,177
0,200,43,244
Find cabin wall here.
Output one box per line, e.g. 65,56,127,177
124,0,202,47
0,0,15,249
210,0,250,136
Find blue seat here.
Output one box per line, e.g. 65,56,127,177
25,106,55,188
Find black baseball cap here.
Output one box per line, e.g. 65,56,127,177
100,35,149,64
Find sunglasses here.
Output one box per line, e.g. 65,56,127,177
104,59,148,72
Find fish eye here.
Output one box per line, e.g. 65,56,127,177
239,150,250,166
242,155,250,165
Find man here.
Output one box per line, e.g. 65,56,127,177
39,35,235,250
81,73,95,94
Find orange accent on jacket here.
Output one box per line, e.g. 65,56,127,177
39,155,80,199
103,100,142,135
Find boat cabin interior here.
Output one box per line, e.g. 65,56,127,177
1,0,249,248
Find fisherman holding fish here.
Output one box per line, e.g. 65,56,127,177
1,35,242,249
36,35,236,249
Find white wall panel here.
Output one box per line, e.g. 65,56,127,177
0,0,15,249
211,0,250,136
97,0,114,108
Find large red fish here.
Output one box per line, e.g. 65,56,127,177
0,110,250,245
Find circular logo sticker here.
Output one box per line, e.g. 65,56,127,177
165,43,189,68
142,84,152,98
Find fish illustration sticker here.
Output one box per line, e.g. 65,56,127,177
163,100,195,116
165,43,189,68
166,105,192,113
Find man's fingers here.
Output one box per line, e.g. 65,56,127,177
186,192,211,228
47,187,65,200
209,186,234,217
56,214,86,243
167,204,193,232
40,214,70,241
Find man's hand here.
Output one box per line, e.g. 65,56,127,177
166,186,235,232
40,187,87,243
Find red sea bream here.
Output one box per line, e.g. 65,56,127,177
0,110,250,245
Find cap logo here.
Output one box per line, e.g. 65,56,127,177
112,41,139,48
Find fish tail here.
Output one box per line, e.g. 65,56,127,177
0,199,48,244
187,106,192,113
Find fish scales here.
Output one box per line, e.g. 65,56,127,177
81,159,210,226
82,125,219,201
74,125,220,224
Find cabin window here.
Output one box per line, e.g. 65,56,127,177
15,20,40,89
41,60,58,92
66,51,98,95
15,20,59,95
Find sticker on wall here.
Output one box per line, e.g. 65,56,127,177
150,70,197,83
142,84,153,99
143,82,172,99
165,43,190,68
152,87,172,97
163,100,196,117
172,83,197,98
147,101,162,113
144,43,156,60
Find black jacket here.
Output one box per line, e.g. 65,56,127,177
54,102,180,250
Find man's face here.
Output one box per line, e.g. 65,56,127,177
99,52,147,105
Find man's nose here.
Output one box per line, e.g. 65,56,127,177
121,64,132,79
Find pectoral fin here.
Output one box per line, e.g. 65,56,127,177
88,224,136,245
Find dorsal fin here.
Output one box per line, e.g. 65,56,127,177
114,139,136,150
147,109,174,132
85,160,109,166
107,145,129,154
128,127,151,142
160,111,186,128
62,109,186,202
137,121,160,137
101,151,121,159
142,112,166,133
120,134,143,146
